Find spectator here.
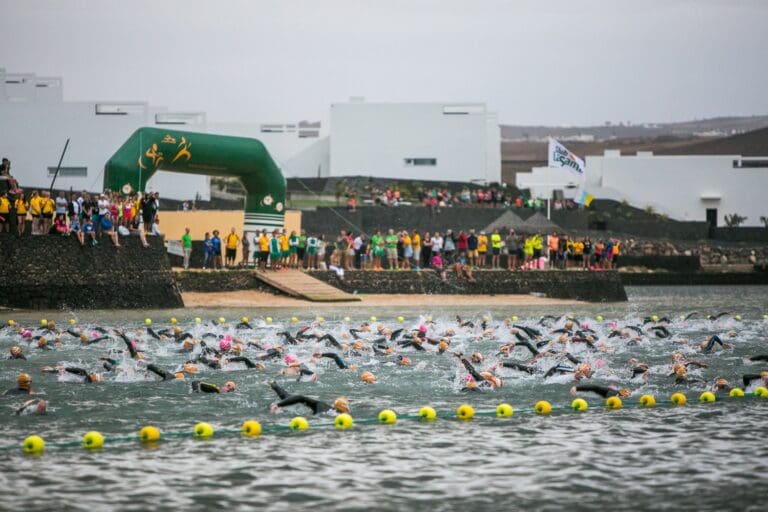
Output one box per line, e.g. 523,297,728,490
257,230,269,271
14,191,27,236
181,227,192,270
491,228,502,269
0,192,10,233
288,230,299,268
68,193,81,233
242,231,251,268
202,232,213,269
99,212,121,247
78,217,97,246
385,229,398,270
225,227,239,268
477,231,488,267
150,217,165,241
211,230,222,270
306,232,318,270
411,229,421,270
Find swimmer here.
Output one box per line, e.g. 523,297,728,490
360,371,376,384
8,345,26,360
281,355,316,380
700,335,732,353
742,371,768,389
63,367,102,383
268,380,349,415
569,384,630,398
191,380,237,393
312,352,349,369
146,364,184,381
15,398,47,416
748,355,768,363
3,373,34,395
224,356,262,369
453,352,502,389
710,377,736,395
499,361,536,374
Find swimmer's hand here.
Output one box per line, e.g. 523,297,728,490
569,386,577,397
270,403,280,414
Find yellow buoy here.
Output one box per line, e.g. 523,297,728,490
193,422,214,438
265,317,273,324
651,314,659,322
496,403,514,417
144,318,152,326
40,319,47,326
534,400,552,415
290,316,299,324
378,409,397,424
241,316,249,324
139,425,161,442
456,404,475,421
370,316,377,322
639,394,656,407
289,416,309,431
699,391,716,403
671,392,687,406
397,316,404,323
68,319,76,325
242,420,262,438
418,406,437,421
571,398,588,412
755,386,768,398
729,388,744,398
194,317,201,324
596,315,604,322
23,435,45,455
82,431,104,449
170,317,177,325
605,396,622,410
335,413,354,429
218,317,226,324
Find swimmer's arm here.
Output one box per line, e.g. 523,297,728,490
319,353,348,369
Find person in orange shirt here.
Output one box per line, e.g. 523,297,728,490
548,232,559,269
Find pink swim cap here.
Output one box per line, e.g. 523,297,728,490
609,321,618,330
284,354,297,365
418,325,427,333
219,339,231,351
224,334,232,342
21,329,32,338
92,331,101,338
595,358,606,368
580,322,589,329
461,374,475,384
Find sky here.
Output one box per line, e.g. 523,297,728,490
1,0,766,126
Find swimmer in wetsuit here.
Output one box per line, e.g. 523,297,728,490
268,380,350,415
8,345,26,360
3,373,34,396
453,353,502,389
742,371,768,389
312,352,349,369
15,398,47,416
700,334,732,353
64,367,102,383
191,380,236,393
146,364,184,381
569,384,630,398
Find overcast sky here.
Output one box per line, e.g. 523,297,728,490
1,0,766,126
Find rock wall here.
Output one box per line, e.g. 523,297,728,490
307,269,628,303
0,234,183,310
174,270,282,294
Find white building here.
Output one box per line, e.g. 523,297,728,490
0,68,210,201
326,101,500,183
1,68,501,197
516,150,768,227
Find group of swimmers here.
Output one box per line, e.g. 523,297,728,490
2,312,767,419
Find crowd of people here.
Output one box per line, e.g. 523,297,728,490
193,226,621,280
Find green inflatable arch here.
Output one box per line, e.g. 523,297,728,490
104,127,286,231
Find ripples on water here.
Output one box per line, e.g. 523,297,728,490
1,286,767,511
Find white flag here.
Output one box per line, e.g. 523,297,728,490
548,137,585,176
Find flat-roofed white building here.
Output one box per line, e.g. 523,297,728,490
516,150,768,227
327,101,501,183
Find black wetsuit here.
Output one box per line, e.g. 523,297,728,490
269,381,331,414
226,356,259,369
748,355,768,362
318,333,342,349
65,367,98,382
2,387,31,396
192,381,222,393
574,384,620,398
318,352,348,369
500,361,535,374
743,373,768,388
544,364,574,378
702,335,724,353
147,364,178,381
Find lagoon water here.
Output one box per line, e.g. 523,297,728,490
1,286,767,511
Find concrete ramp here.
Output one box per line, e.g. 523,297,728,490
255,270,360,302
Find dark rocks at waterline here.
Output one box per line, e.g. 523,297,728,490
0,234,182,310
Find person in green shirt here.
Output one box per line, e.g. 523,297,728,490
370,230,383,270
181,227,193,270
269,230,282,270
385,228,399,270
288,231,299,268
297,230,307,269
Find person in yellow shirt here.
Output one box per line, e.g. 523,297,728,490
490,228,502,269
477,231,489,267
41,191,54,234
29,191,41,235
257,230,270,271
411,230,422,270
0,192,10,233
573,239,584,268
279,230,290,267
14,191,28,236
225,227,240,268
401,231,412,270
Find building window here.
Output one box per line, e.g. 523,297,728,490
404,158,437,166
47,166,87,177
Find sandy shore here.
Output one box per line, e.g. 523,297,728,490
182,290,582,308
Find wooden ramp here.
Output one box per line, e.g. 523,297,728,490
254,270,360,302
